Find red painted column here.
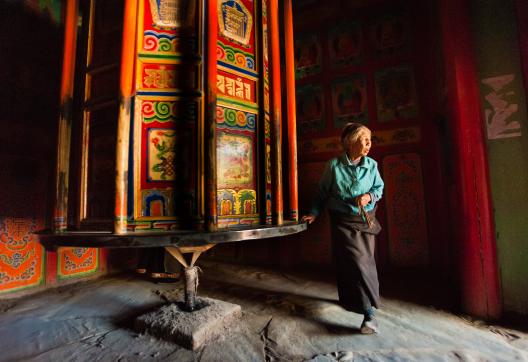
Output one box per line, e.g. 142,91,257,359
54,0,78,232
205,0,218,231
114,0,138,234
269,0,283,225
284,0,298,221
439,0,501,319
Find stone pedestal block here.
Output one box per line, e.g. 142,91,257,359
135,297,241,350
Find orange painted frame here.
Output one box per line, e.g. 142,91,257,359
284,0,299,221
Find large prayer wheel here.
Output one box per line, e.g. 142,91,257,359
51,0,300,236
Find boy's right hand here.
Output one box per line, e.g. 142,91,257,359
301,214,316,224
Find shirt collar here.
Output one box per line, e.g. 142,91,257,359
341,153,367,167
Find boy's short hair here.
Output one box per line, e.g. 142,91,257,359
341,122,371,147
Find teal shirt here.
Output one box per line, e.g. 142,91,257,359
310,154,384,217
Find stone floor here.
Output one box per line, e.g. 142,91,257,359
1,260,527,361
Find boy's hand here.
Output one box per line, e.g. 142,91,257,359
301,214,316,224
356,193,371,207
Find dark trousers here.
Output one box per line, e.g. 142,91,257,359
330,211,381,314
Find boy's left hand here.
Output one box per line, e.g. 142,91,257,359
356,193,371,207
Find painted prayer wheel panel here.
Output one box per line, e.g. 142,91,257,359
216,0,260,228
59,0,297,233
130,0,199,231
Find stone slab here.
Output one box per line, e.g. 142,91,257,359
134,297,241,350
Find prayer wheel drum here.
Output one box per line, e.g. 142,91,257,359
54,0,299,233
42,0,303,311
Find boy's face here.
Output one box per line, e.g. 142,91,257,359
347,131,371,160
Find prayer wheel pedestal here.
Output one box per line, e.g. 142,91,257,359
164,244,216,312
134,296,242,350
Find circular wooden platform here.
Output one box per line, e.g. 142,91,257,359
36,222,307,251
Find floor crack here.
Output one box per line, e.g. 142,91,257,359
259,317,292,362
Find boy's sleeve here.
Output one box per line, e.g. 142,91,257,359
310,160,333,217
369,163,384,204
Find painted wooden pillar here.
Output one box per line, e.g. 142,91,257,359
261,0,273,225
205,0,218,231
269,0,283,225
439,0,501,319
284,0,298,221
114,0,138,234
54,0,78,232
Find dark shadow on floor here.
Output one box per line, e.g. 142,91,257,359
200,260,458,312
379,268,457,311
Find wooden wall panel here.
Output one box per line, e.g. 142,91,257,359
382,153,428,267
